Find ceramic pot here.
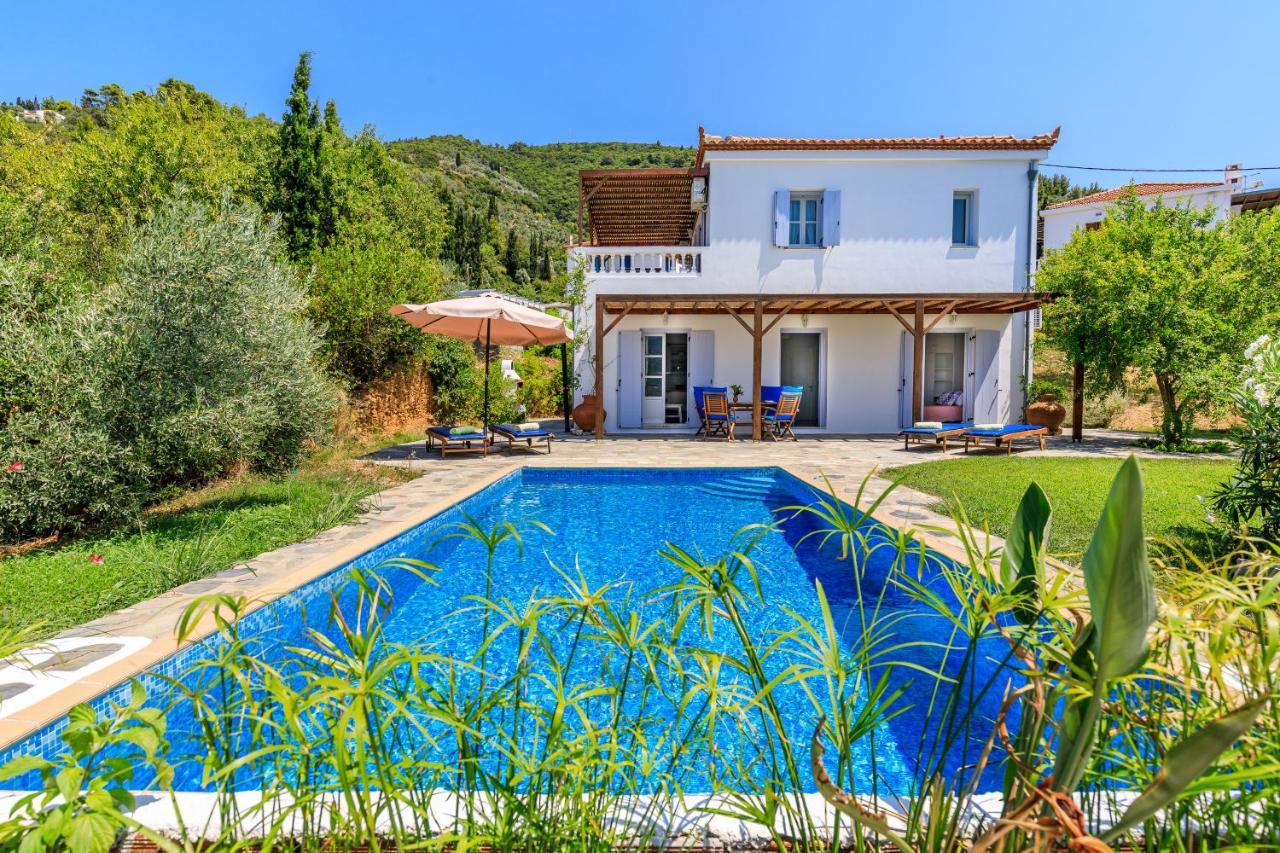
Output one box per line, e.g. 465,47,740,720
1026,392,1067,434
572,394,606,432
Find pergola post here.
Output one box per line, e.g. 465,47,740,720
560,342,570,433
1072,359,1084,443
752,300,763,441
594,298,605,440
911,300,925,424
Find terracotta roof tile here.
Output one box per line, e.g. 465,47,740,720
696,126,1059,165
1044,182,1224,210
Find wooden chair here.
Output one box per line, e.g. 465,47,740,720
763,391,802,441
701,391,734,441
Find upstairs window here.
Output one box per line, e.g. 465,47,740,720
789,192,821,246
773,189,840,247
952,191,976,246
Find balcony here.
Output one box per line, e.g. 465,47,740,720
574,246,703,276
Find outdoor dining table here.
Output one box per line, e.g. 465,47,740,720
729,400,776,421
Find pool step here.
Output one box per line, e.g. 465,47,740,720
695,474,779,502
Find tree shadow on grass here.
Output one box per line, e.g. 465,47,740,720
1152,523,1235,565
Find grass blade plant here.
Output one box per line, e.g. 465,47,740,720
0,462,1274,850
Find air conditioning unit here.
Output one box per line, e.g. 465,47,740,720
690,176,707,211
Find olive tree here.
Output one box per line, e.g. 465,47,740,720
0,193,336,542
1039,191,1280,446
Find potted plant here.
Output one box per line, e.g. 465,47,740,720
730,384,744,403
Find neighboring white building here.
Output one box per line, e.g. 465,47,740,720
1039,166,1247,253
15,109,64,125
570,126,1059,436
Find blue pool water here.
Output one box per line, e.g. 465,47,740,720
0,467,1018,795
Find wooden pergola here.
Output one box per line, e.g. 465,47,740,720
578,168,708,246
592,292,1055,440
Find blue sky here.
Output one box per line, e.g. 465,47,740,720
7,0,1277,188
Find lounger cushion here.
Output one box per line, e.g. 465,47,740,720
493,424,551,437
899,422,972,435
430,426,483,438
964,424,1041,437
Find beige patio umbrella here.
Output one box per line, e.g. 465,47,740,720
390,292,572,429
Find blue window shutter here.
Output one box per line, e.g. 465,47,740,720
773,191,789,246
821,189,841,246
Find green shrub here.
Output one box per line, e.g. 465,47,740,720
307,220,447,387
1214,335,1280,539
1027,376,1066,401
515,349,563,417
106,192,336,482
423,337,479,424
0,194,336,542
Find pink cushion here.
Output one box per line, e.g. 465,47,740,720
923,405,963,422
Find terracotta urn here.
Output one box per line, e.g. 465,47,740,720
571,394,606,432
1026,392,1067,434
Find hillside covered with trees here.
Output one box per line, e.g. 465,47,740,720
0,55,702,545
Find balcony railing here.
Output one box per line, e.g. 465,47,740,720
574,247,703,276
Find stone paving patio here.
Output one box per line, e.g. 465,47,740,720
0,425,1181,744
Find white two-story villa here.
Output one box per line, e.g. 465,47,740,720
570,126,1059,438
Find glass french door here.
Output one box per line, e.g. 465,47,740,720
641,334,666,425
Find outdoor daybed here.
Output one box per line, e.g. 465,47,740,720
425,426,490,457
897,422,973,451
491,423,553,454
961,424,1048,454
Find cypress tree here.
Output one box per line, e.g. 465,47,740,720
487,195,498,221
454,151,462,168
504,227,521,279
271,52,335,259
323,100,341,135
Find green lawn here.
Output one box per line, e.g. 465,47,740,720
0,464,412,639
883,456,1236,559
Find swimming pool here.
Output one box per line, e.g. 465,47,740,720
0,467,1018,796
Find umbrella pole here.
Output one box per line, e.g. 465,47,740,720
482,318,492,431
560,342,570,433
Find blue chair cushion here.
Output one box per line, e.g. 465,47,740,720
760,385,783,405
694,386,728,416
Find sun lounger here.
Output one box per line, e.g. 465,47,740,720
961,424,1048,455
897,422,973,451
491,423,553,453
425,426,489,457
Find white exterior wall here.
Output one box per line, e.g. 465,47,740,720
572,146,1046,434
584,312,1020,434
1040,186,1234,253
699,150,1039,293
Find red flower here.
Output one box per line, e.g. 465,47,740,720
89,554,104,565
4,461,22,473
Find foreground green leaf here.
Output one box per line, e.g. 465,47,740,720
1103,696,1270,843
